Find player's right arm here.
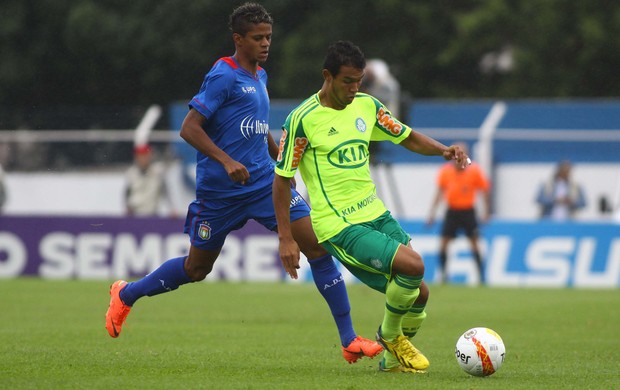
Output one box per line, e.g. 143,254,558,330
272,172,300,279
180,108,249,184
273,111,309,279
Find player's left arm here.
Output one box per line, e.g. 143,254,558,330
400,130,469,168
369,96,468,167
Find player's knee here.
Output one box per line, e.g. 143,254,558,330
408,251,425,276
413,261,425,277
185,265,212,281
416,282,430,304
300,245,328,260
393,248,425,276
293,232,325,258
397,258,425,277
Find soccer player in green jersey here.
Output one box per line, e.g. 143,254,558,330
273,40,469,373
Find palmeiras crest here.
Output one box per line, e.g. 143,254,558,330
355,117,366,132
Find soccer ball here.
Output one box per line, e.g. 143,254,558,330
455,327,506,377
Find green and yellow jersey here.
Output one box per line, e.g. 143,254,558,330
275,92,411,242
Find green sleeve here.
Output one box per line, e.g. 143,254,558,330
369,95,411,143
275,106,309,178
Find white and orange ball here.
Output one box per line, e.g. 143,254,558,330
455,327,506,377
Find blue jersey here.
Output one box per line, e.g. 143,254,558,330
189,57,273,199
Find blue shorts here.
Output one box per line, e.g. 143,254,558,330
184,185,310,250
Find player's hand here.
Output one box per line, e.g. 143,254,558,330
278,238,301,279
444,145,470,169
224,160,250,185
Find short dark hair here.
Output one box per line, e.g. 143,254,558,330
229,2,273,36
323,41,366,77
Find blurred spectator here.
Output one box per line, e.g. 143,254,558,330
361,58,401,117
536,160,586,221
361,59,401,165
427,143,491,284
124,144,176,217
0,163,6,213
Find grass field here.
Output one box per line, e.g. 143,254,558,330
1,279,618,389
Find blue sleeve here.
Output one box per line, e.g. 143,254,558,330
574,186,587,209
189,62,235,120
536,184,551,206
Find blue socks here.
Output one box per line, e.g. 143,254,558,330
118,254,357,348
120,256,192,306
308,254,356,347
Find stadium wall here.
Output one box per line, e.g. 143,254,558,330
8,99,618,220
3,162,619,221
177,99,620,221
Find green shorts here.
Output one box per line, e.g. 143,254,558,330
321,211,411,293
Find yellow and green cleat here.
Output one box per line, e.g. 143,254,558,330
376,326,430,371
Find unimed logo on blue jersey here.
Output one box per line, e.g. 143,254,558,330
240,115,269,140
327,139,368,169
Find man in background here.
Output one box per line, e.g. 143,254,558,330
427,142,491,284
124,144,176,217
536,160,586,221
0,163,6,213
361,59,401,118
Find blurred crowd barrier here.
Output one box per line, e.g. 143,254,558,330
1,99,618,221
171,99,620,221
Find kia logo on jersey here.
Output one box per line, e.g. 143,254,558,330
327,139,369,169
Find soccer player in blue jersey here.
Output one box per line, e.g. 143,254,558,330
105,2,381,364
